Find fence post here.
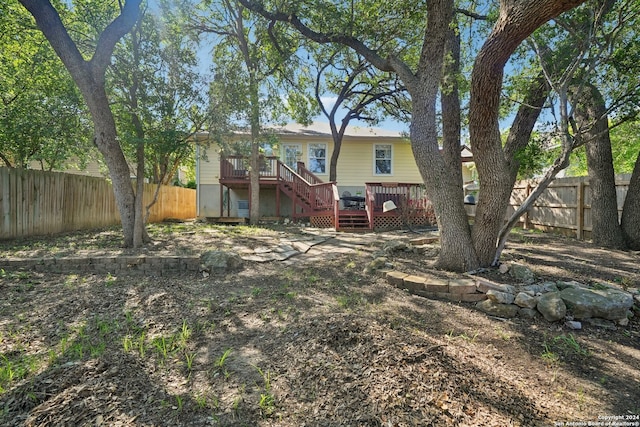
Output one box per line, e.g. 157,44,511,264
523,182,531,230
576,181,584,240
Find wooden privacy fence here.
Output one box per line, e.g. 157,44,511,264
467,174,631,239
0,168,196,239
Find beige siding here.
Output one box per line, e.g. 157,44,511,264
199,137,473,187
198,145,221,185
462,164,474,183
336,137,421,186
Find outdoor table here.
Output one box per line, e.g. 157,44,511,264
341,195,365,209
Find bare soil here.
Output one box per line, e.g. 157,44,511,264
0,222,639,427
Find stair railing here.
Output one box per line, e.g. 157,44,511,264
332,184,340,229
296,161,324,185
277,160,335,213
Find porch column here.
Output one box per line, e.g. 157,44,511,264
220,185,224,217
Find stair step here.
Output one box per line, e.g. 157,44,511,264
338,211,370,230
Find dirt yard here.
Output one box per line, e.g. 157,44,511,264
0,222,638,427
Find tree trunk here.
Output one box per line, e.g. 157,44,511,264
328,119,346,183
573,83,626,249
441,21,463,188
469,0,587,266
407,0,478,272
19,0,141,247
621,153,640,249
412,102,478,271
90,91,137,247
248,75,261,226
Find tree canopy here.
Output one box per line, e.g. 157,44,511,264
6,0,640,262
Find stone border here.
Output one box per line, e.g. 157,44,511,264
383,268,639,328
383,270,489,303
1,256,201,276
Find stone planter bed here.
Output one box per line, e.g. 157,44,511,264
385,262,639,330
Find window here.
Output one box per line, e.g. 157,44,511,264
374,144,392,175
283,144,302,171
260,143,276,156
308,143,327,174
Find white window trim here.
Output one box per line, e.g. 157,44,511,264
282,143,303,170
308,143,328,175
373,143,393,176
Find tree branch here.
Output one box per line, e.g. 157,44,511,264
455,8,488,20
235,0,419,90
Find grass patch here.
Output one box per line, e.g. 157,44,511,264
336,292,366,309
542,333,590,364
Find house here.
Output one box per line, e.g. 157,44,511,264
195,122,474,230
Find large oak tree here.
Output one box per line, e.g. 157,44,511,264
238,0,586,271
18,0,143,247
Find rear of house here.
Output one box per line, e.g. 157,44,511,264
195,122,474,230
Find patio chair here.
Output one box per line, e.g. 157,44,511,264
341,191,358,209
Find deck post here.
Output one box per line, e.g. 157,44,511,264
220,184,224,217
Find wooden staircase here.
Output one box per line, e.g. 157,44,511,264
337,210,370,231
219,156,373,231
277,162,371,231
276,162,337,216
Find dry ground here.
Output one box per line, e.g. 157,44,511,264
0,222,639,427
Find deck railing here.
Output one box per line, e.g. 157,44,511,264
219,157,432,224
310,182,336,210
220,155,279,180
365,183,429,212
296,161,324,185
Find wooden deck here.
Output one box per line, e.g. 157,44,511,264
218,155,434,231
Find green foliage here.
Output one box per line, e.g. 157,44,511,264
255,365,276,417
0,352,39,394
192,0,312,141
0,0,93,169
542,333,590,365
514,132,562,180
567,120,640,176
109,1,207,185
211,348,233,379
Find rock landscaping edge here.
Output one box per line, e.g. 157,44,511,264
381,263,639,330
1,255,202,276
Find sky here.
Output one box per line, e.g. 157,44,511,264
315,97,410,133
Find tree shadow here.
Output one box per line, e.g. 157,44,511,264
1,246,638,426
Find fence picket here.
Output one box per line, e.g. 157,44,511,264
477,175,631,239
0,168,196,239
